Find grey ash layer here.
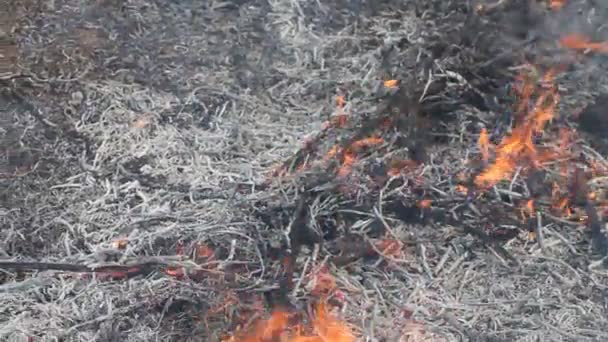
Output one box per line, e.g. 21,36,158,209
1,0,608,341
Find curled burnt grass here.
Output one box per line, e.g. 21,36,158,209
1,0,608,341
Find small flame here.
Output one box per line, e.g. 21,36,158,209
523,199,535,219
549,0,565,10
226,302,355,342
350,137,384,151
336,95,346,108
332,137,384,178
387,159,418,177
475,67,560,188
337,151,356,178
417,199,432,209
384,79,399,88
478,128,490,162
560,33,608,54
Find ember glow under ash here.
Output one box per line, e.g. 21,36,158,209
549,0,566,11
560,33,608,54
224,302,355,342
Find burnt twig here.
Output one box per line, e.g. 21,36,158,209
0,260,174,279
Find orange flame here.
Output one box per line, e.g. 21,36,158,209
375,238,404,259
475,68,560,188
336,95,345,108
329,137,383,178
384,79,399,88
417,199,432,209
524,199,535,218
337,151,356,178
549,0,565,10
226,302,355,342
387,159,418,177
350,137,384,151
560,33,608,54
478,128,490,162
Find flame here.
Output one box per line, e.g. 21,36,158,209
336,95,345,107
350,137,384,150
549,0,565,10
337,151,356,178
329,137,384,178
322,96,348,130
387,159,418,177
112,238,128,250
195,242,215,260
522,199,535,220
475,67,560,188
226,302,355,342
560,33,608,53
417,199,432,209
478,128,490,162
384,79,399,88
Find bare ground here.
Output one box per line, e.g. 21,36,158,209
1,0,608,341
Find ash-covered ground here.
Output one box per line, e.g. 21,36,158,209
2,0,608,341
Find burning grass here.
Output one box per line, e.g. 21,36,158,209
224,302,355,342
2,0,608,341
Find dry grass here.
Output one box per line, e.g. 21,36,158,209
1,0,608,341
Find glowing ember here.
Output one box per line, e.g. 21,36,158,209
560,33,608,54
111,238,128,250
524,199,535,218
475,67,560,188
417,199,432,209
350,137,384,151
322,95,349,130
330,137,384,178
225,302,355,342
337,151,356,178
387,159,418,177
549,0,565,10
384,79,399,88
478,128,490,163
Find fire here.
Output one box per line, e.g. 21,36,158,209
478,128,490,163
328,137,384,178
336,95,345,108
225,302,355,342
383,79,399,88
522,199,535,220
475,67,560,188
560,33,608,54
337,151,356,178
111,238,128,250
322,95,348,130
549,0,565,10
350,137,384,150
417,199,432,209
